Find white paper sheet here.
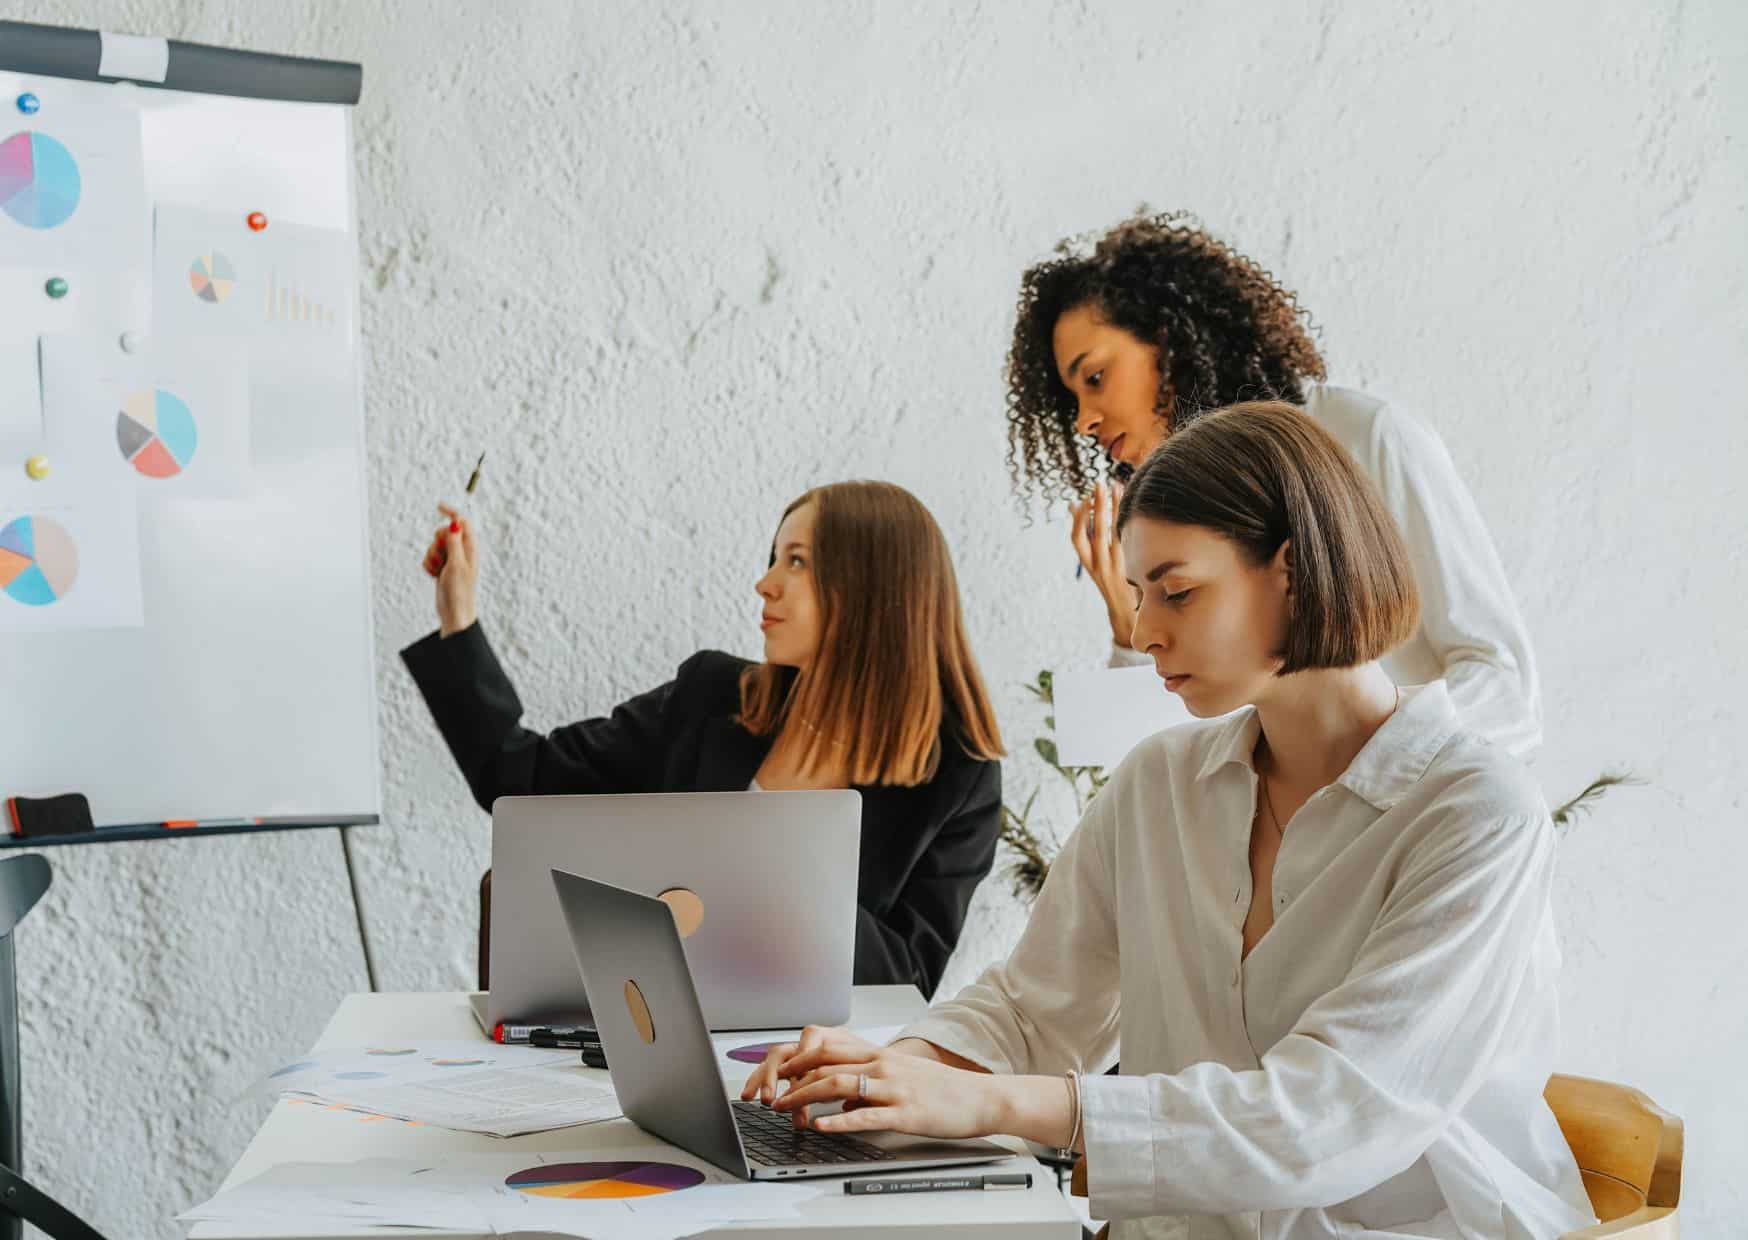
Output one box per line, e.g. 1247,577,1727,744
97,32,170,83
266,1042,621,1138
180,1151,825,1239
1051,664,1199,768
0,75,150,281
0,475,141,630
0,265,149,455
153,203,353,370
39,332,249,498
264,1041,579,1090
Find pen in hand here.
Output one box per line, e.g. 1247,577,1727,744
426,451,485,578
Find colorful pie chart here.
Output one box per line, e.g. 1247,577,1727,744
189,251,236,303
0,131,81,229
726,1041,784,1064
116,389,198,478
505,1161,705,1199
0,515,78,607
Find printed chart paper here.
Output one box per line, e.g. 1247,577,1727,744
40,332,249,498
0,474,141,630
0,74,150,281
154,203,353,370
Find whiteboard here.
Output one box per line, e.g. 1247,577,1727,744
0,71,379,826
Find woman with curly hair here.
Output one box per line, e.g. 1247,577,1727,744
1006,212,1541,756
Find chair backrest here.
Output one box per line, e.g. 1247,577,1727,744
1544,1073,1683,1222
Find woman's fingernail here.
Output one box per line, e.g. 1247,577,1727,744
449,520,460,533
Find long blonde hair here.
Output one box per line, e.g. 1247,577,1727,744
739,481,1003,786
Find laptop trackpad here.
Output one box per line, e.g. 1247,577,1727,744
857,1129,1009,1163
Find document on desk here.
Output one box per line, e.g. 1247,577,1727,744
180,1153,828,1239
264,1041,622,1137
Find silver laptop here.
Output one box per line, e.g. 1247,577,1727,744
550,868,1010,1179
474,790,860,1031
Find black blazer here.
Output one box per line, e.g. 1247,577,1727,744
401,622,1002,997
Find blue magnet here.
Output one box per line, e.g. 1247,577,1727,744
16,93,39,115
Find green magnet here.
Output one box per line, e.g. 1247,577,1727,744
44,277,68,299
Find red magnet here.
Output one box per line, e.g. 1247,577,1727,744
247,211,268,232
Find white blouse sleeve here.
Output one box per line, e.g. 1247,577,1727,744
1081,812,1556,1220
897,789,1123,1078
1367,407,1543,757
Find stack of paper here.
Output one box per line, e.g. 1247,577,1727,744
264,1041,622,1138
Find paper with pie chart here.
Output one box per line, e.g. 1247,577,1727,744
176,1151,817,1234
0,480,141,631
39,333,249,497
0,74,149,279
153,203,352,370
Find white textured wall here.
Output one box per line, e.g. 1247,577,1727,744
9,2,1745,1237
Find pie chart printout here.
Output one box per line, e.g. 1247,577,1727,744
0,130,81,229
117,389,199,478
0,515,79,606
189,251,236,302
505,1161,706,1199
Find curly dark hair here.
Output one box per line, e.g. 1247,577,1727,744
1004,210,1327,506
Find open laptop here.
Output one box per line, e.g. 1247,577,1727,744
473,790,860,1032
550,868,1010,1179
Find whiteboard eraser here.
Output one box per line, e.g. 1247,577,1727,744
6,793,95,837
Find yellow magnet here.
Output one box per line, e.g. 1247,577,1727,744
24,455,49,480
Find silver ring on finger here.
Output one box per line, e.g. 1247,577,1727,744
857,1073,868,1100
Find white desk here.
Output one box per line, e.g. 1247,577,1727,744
194,987,1080,1238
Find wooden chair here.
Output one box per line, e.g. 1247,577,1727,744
1069,1073,1682,1239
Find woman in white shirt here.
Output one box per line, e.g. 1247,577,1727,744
745,403,1593,1240
1005,212,1541,756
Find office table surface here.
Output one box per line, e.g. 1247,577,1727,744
192,987,1080,1238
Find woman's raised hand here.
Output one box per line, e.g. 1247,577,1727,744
1070,480,1133,647
421,504,478,636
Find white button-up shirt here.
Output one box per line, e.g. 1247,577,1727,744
902,684,1593,1239
1111,386,1543,759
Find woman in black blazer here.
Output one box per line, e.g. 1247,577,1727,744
403,480,1005,997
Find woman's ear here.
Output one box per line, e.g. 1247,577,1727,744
1272,539,1294,594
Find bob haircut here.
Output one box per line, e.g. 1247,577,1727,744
1116,402,1420,673
739,480,1004,785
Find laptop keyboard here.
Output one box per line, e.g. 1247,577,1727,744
732,1100,899,1166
